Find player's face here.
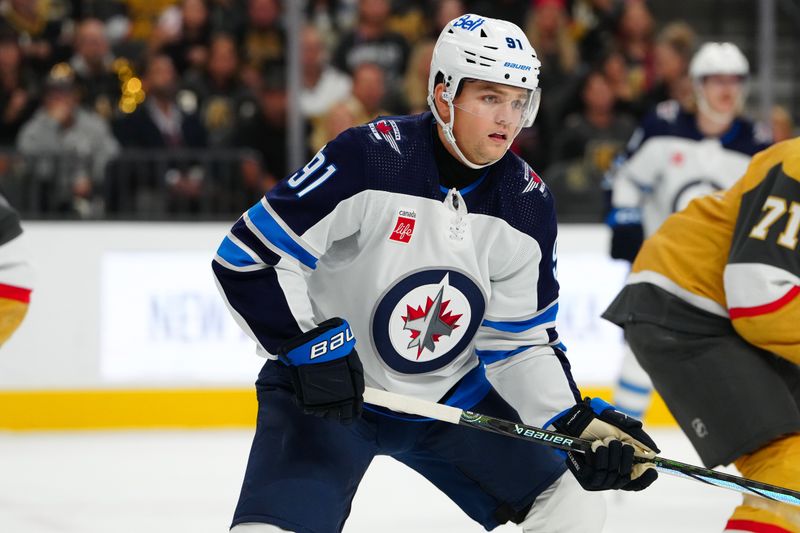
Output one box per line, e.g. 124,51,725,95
451,81,532,164
700,74,744,117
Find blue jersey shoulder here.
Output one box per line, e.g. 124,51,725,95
265,124,369,235
723,118,773,155
357,112,445,197
628,101,699,153
488,152,559,308
628,100,772,157
474,152,557,249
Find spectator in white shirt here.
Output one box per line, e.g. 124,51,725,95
300,24,352,119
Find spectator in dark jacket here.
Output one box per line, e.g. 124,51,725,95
547,70,636,221
181,33,255,147
234,67,291,187
241,0,285,91
154,0,213,77
332,0,409,109
0,0,71,76
0,30,38,146
114,54,207,149
111,54,207,215
70,18,120,120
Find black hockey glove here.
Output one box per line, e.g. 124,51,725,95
609,221,644,262
553,397,660,492
277,318,364,424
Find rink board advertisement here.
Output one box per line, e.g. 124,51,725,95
98,228,629,385
99,252,263,383
0,222,629,388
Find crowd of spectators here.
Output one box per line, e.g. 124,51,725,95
0,0,795,220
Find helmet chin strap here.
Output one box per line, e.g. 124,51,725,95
428,92,506,170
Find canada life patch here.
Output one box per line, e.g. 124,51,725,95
389,208,416,243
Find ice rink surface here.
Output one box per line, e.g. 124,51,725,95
0,428,741,532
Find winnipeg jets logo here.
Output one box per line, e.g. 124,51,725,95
369,119,402,155
402,281,462,358
671,177,725,212
371,269,485,374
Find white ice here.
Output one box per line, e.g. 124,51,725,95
0,428,740,532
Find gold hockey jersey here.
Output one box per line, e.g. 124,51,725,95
627,137,800,364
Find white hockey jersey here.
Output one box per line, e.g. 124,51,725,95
607,100,771,260
213,113,580,427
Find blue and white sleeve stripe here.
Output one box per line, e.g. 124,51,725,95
214,234,266,272
481,302,559,333
243,198,320,270
475,345,535,366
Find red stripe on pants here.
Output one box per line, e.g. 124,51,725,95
0,283,31,303
729,286,800,319
725,519,792,533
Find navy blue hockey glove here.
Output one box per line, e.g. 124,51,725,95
277,318,364,424
553,397,660,492
609,224,644,263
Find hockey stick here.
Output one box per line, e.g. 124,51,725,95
363,387,800,507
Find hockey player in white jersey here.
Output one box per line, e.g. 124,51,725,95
214,14,659,533
606,42,772,419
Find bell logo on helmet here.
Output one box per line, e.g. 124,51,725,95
452,14,485,32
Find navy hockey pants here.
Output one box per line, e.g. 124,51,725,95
231,360,567,533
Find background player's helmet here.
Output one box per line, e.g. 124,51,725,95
689,42,749,80
427,14,542,168
689,42,749,124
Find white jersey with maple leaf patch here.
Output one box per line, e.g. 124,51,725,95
610,100,771,238
212,112,581,428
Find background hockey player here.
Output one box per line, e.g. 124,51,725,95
605,42,772,419
604,137,800,533
213,14,659,533
0,194,33,347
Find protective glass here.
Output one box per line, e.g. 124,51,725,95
452,86,541,134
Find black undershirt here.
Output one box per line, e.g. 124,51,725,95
432,126,486,190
